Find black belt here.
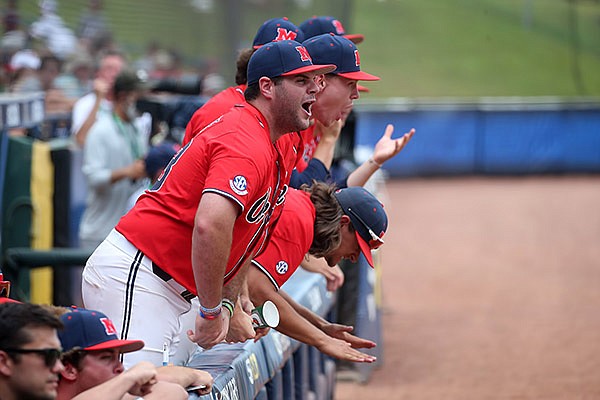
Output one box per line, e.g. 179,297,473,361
152,262,196,303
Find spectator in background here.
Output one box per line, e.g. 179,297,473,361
0,302,65,400
76,0,109,49
55,306,212,400
55,52,94,100
1,0,26,60
29,0,76,60
7,48,40,92
71,49,125,147
79,70,148,250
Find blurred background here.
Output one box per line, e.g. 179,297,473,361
7,0,600,97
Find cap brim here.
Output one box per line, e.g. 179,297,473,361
355,231,375,268
0,297,19,304
344,34,365,44
337,70,380,81
85,339,145,354
357,84,370,93
281,63,337,77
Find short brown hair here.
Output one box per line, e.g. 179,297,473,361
303,182,344,257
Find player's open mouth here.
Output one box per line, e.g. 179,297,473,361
302,99,315,116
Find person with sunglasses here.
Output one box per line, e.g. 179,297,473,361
244,182,387,363
0,301,64,400
54,306,212,400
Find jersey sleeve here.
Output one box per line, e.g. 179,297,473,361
202,139,264,212
251,238,304,290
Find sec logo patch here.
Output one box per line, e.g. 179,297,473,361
275,261,288,275
230,175,248,195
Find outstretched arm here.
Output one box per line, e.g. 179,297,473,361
247,265,376,363
346,125,415,187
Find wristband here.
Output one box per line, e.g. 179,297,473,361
221,298,235,317
198,302,221,320
368,158,382,168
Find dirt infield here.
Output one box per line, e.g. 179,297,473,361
336,176,600,400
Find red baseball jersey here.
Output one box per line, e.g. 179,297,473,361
296,125,321,173
182,84,247,146
251,188,315,290
117,103,293,292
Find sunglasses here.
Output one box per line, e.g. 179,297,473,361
346,207,385,250
3,348,62,367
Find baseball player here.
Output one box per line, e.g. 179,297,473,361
248,182,386,363
182,17,304,145
81,40,335,368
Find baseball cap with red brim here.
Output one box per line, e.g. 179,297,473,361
333,187,388,268
247,40,336,86
300,16,365,44
303,34,380,81
253,17,305,49
58,307,144,353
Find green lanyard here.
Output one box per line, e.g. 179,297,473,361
113,113,142,159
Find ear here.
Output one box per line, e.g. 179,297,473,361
258,77,275,100
59,363,79,382
0,350,14,376
340,214,352,225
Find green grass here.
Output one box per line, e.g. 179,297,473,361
18,0,600,98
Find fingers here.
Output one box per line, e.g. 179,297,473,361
382,123,394,138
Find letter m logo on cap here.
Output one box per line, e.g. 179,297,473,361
332,19,345,35
354,50,361,67
295,46,312,62
100,317,118,335
275,28,297,41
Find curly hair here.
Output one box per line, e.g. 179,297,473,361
235,47,256,85
303,181,344,258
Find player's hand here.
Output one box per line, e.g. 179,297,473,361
253,326,270,342
156,365,214,396
225,298,255,343
124,361,158,396
188,311,228,349
325,265,345,292
321,323,376,349
317,337,377,363
372,125,415,165
314,119,342,143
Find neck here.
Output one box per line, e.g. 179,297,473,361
114,106,129,122
248,98,281,143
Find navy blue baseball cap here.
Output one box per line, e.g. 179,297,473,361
333,187,388,268
300,16,364,44
303,34,379,81
246,40,336,86
145,141,179,179
58,307,144,353
253,17,305,49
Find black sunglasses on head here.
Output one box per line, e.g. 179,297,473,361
3,348,62,367
347,207,384,249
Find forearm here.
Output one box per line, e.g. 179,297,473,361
346,158,380,187
75,99,101,147
311,137,337,170
223,259,250,302
279,289,328,330
71,372,139,400
192,194,237,309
